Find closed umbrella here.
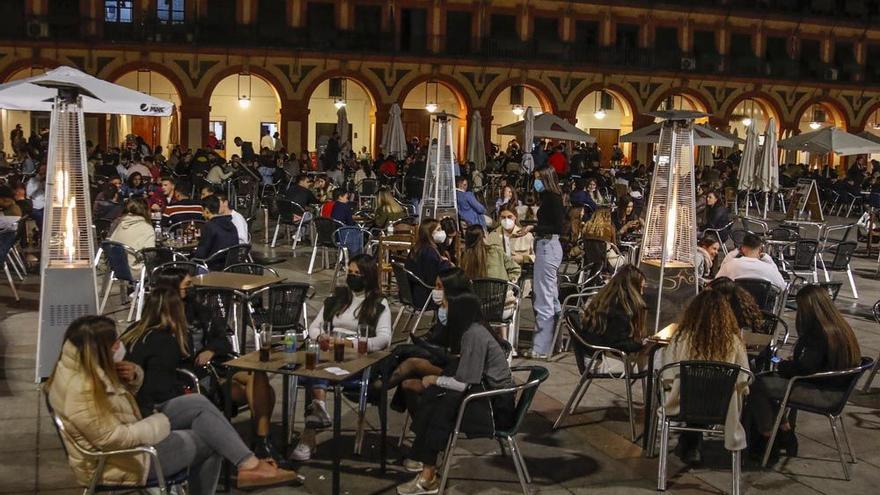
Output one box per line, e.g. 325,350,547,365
381,103,407,160
336,106,349,148
521,106,535,173
168,104,179,147
755,118,779,218
0,110,4,152
697,146,714,168
466,110,487,171
731,128,741,152
738,123,759,216
108,114,120,147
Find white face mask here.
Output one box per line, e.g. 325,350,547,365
431,289,444,305
112,341,126,363
432,229,447,244
501,218,515,231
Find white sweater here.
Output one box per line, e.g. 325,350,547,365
308,293,392,352
715,249,786,290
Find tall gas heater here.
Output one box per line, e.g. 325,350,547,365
638,111,702,332
420,112,459,221
35,85,98,380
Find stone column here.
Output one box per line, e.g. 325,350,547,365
179,99,210,150
373,103,390,158
280,103,310,154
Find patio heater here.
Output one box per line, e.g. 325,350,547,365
35,83,98,380
638,111,702,332
420,112,459,221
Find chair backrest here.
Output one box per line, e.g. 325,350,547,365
275,198,305,224
334,226,366,251
192,287,237,321
661,360,747,425
471,278,513,322
358,178,379,196
101,240,137,282
790,357,875,416
262,282,311,330
791,239,819,270
94,219,113,240
151,261,205,279
728,228,748,247
504,366,550,434
216,243,252,269
391,262,418,308
314,217,344,247
141,247,175,285
769,227,800,241
828,241,857,271
873,299,880,326
224,263,279,277
734,278,781,313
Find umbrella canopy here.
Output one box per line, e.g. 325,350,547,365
521,107,536,173
737,123,759,191
168,105,179,147
778,126,880,156
697,146,714,168
0,66,173,116
755,118,779,193
497,112,595,143
381,103,407,160
620,123,738,147
336,106,349,147
858,131,880,146
466,110,487,171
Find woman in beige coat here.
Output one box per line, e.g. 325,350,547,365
660,290,750,465
46,315,297,493
108,198,155,272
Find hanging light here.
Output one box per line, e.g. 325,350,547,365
425,102,438,113
334,98,346,109
594,108,606,120
809,120,822,130
808,103,824,130
512,104,524,116
593,91,606,119
237,72,252,109
742,117,753,127
425,81,439,113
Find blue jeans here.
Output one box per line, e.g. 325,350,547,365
337,226,364,257
532,236,562,355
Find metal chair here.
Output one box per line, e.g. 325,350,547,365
357,178,379,209
703,220,735,255
818,241,859,298
192,286,241,353
438,366,549,495
223,263,280,277
140,247,177,287
166,219,205,237
471,278,522,352
45,395,188,494
200,243,252,271
390,262,434,339
552,281,602,356
98,240,145,322
554,308,646,441
740,216,769,237
783,239,819,283
761,357,875,480
0,231,19,302
308,217,345,275
656,361,754,494
863,301,880,392
150,260,208,279
332,226,373,285
733,278,782,314
272,198,310,253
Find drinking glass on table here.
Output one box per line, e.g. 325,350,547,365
319,321,332,352
357,324,370,355
333,331,347,362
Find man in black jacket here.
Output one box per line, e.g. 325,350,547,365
194,195,240,269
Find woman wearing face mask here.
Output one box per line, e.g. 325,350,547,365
291,254,391,461
518,167,565,359
487,207,536,265
405,218,453,309
47,316,299,493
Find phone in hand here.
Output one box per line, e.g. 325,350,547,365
770,356,782,364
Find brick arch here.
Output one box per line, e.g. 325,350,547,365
855,100,880,131
791,96,850,130
720,91,785,129
300,70,384,110
102,61,190,100
393,73,473,116
0,57,60,82
566,83,639,118
200,65,291,103
647,86,714,114
483,78,558,114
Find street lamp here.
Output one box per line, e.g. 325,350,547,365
334,98,346,109
238,96,250,109
512,104,524,117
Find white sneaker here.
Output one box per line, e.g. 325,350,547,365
396,473,439,495
403,458,424,472
305,400,332,429
289,442,312,461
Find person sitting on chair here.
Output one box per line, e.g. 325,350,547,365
194,195,239,270
715,233,786,290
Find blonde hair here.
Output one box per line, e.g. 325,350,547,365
582,265,646,340
582,208,616,244
375,188,404,215
121,287,189,356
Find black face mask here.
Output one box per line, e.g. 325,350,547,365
346,274,366,293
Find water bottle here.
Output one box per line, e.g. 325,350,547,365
386,223,394,236
283,330,297,353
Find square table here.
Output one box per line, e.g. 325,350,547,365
640,323,773,454
193,272,286,353
222,348,393,495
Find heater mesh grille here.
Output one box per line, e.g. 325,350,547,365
421,116,458,219
44,98,94,266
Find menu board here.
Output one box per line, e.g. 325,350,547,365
786,179,824,221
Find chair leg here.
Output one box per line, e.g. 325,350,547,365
7,253,23,280
838,414,856,463
506,436,530,495
307,243,319,274
353,368,371,456
863,354,880,392
392,306,408,335
98,273,114,314
509,436,531,484
625,375,636,442
437,433,460,495
126,282,139,322
761,405,788,467
657,416,669,491
732,449,742,495
553,370,592,430
271,219,280,247
846,265,859,299
829,416,850,480
4,265,19,302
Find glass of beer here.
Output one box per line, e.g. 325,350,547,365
357,324,369,355
333,332,346,362
305,341,318,370
258,324,272,362
319,322,332,352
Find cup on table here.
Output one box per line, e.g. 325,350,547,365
357,324,369,355
258,324,272,362
333,332,346,362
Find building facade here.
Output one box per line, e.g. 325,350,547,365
2,0,880,165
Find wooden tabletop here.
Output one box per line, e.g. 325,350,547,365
222,348,391,382
192,272,285,292
647,322,773,352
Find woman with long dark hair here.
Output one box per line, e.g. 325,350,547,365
46,316,298,492
405,218,452,308
746,285,861,461
395,291,514,494
574,264,647,374
518,166,565,359
291,254,392,461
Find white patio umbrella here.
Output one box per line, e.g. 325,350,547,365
521,106,535,174
336,106,349,149
778,126,880,156
0,66,172,116
755,118,779,218
858,130,880,146
381,103,407,160
620,123,739,147
466,110,487,170
738,123,759,216
0,111,4,152
497,111,595,143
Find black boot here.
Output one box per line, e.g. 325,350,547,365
253,436,296,470
776,429,799,457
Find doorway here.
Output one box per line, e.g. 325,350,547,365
131,116,161,149
401,109,431,144
589,128,621,167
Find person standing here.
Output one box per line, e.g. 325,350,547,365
518,167,565,358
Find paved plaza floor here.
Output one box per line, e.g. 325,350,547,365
3,215,880,494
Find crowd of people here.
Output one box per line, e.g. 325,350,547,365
0,123,873,494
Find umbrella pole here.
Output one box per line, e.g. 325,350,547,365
763,192,769,219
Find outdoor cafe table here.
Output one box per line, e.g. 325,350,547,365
192,272,286,353
639,323,773,454
221,348,393,495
